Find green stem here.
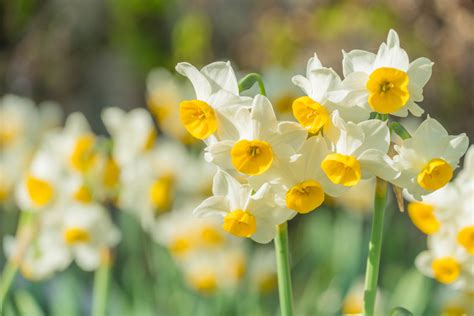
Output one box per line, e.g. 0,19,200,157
363,178,388,316
274,222,294,316
0,261,18,310
238,73,267,96
92,254,110,316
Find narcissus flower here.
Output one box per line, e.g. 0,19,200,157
292,53,370,133
205,95,307,176
250,136,346,214
392,117,468,200
332,29,433,117
176,61,252,141
102,107,157,167
320,112,398,188
416,230,473,291
194,170,295,243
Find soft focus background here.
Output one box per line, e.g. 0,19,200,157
1,0,473,315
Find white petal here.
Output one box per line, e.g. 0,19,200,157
408,57,433,88
201,61,239,94
342,49,376,77
101,107,124,135
193,195,229,217
251,95,278,137
74,246,101,271
308,68,341,102
356,119,390,154
205,141,234,170
415,251,434,277
175,62,212,100
358,149,399,181
291,75,312,96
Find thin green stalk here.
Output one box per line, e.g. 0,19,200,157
238,73,267,96
363,178,388,316
0,261,18,311
92,252,111,316
274,222,294,316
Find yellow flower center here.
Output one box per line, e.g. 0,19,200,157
292,96,329,134
179,100,217,139
70,134,96,172
258,274,278,294
0,119,21,148
342,294,363,315
231,258,246,281
64,227,91,245
321,153,361,186
102,158,120,188
286,180,325,214
407,202,440,235
432,257,461,284
26,175,54,207
366,67,410,114
200,226,224,246
223,209,256,238
275,94,296,114
457,226,474,255
149,174,175,212
73,185,93,204
190,273,218,294
231,140,273,175
0,174,10,202
169,236,191,256
417,158,453,191
143,128,157,151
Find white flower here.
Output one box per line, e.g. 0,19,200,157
205,95,307,176
58,203,121,271
16,150,60,212
416,230,473,291
319,111,398,188
194,170,295,243
175,61,252,142
249,136,346,214
146,68,196,144
249,248,277,294
332,29,433,117
102,107,157,167
392,117,468,200
292,53,370,133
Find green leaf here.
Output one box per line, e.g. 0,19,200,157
390,122,412,140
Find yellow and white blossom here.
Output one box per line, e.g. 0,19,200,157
101,107,157,167
175,61,252,142
292,53,370,133
415,230,473,291
320,111,398,188
249,136,346,214
194,170,295,243
146,68,196,144
205,95,307,176
16,150,60,212
332,29,433,117
392,117,468,200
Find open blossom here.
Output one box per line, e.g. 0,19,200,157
332,29,433,117
101,107,157,167
205,95,307,176
392,117,468,200
320,111,398,188
250,136,346,214
175,61,252,142
292,53,370,133
194,170,295,243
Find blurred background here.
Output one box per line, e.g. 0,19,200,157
0,0,473,315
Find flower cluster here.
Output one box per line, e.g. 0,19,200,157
410,145,473,291
4,111,121,279
176,30,469,244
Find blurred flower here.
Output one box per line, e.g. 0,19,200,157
249,248,277,294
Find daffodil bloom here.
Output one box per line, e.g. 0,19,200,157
292,53,370,133
392,117,468,200
205,95,307,176
320,111,398,188
249,136,347,214
175,61,252,141
16,150,59,211
331,29,433,117
416,230,473,291
58,203,121,271
102,107,157,167
194,170,295,243
146,68,196,144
